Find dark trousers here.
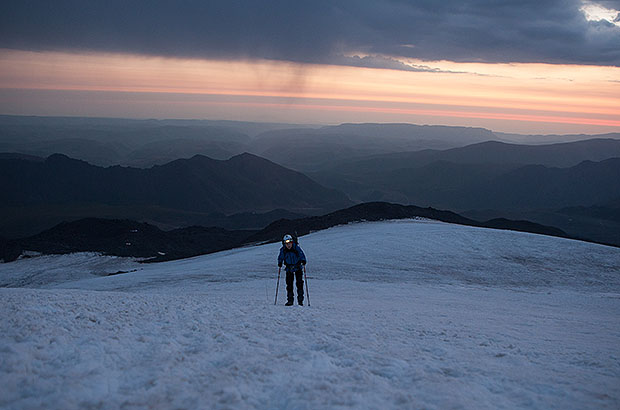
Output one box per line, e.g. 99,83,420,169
286,269,304,303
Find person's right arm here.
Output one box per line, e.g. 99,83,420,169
278,248,284,268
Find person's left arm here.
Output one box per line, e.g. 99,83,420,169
297,246,307,265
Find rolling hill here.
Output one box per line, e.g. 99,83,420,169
1,202,571,263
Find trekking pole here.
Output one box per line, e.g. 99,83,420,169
274,267,281,305
303,265,310,307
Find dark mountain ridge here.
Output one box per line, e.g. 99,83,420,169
0,152,351,214
468,158,620,210
0,218,255,263
1,202,576,264
322,138,620,178
370,157,620,211
311,138,620,208
0,152,352,238
245,202,568,245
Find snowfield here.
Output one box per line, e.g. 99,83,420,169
1,219,619,409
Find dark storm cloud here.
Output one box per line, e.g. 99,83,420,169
1,0,619,66
597,0,620,9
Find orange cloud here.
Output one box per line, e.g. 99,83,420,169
1,49,619,133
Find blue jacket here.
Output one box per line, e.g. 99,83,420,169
278,244,307,272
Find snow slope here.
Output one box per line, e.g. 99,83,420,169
1,219,619,409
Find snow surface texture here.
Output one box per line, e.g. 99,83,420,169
1,219,619,409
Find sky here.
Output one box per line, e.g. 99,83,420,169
1,0,619,135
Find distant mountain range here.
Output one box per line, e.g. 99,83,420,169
249,123,499,171
0,115,253,166
1,116,501,170
311,139,620,205
0,202,571,263
314,138,620,181
339,157,620,211
3,115,617,171
0,152,351,237
306,138,620,246
2,115,619,247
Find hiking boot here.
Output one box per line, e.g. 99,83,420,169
285,301,293,306
298,300,304,306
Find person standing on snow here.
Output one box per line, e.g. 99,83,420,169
278,234,307,306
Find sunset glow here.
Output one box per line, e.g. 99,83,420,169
1,49,619,133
